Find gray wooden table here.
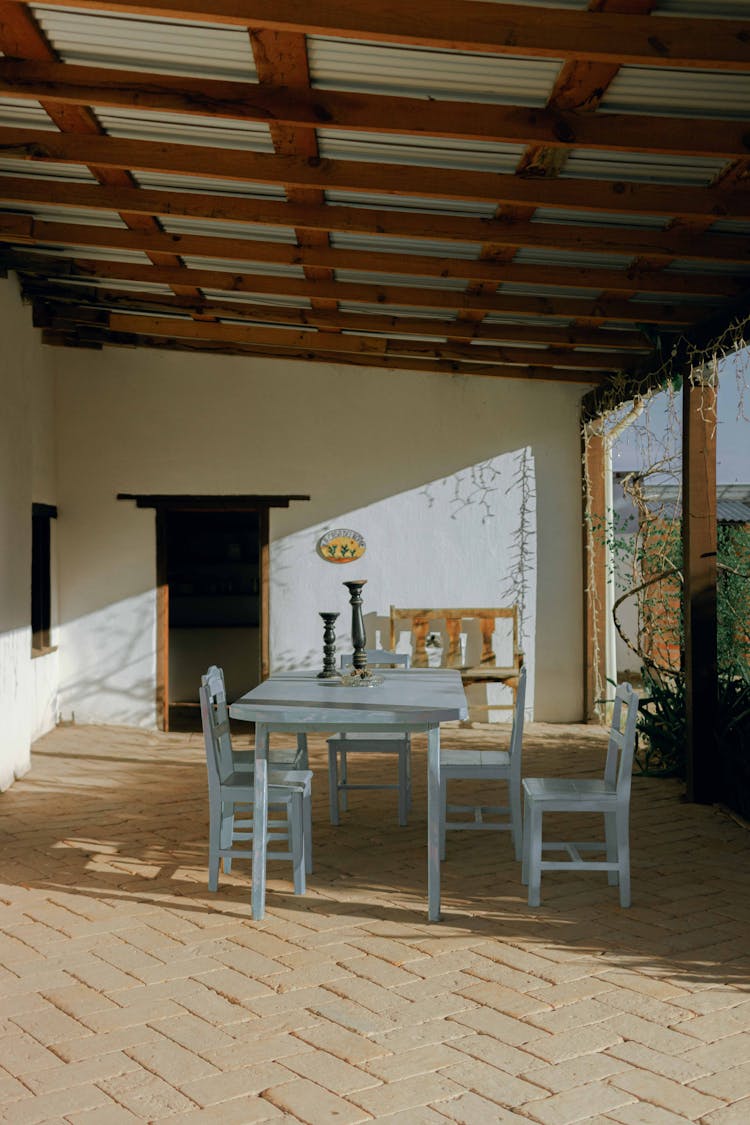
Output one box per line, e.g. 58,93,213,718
229,668,468,922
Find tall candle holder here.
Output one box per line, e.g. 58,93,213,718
317,611,340,678
343,579,368,672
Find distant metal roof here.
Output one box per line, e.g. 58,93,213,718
317,130,524,172
562,150,727,186
601,66,750,120
95,109,274,151
329,232,481,259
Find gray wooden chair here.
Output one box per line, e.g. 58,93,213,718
439,663,527,860
327,649,412,826
199,666,313,893
521,681,639,907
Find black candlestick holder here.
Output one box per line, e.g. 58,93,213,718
317,611,340,678
343,579,368,673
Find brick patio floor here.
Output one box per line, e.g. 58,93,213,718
1,720,749,1124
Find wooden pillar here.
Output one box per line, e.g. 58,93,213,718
682,365,718,804
582,419,608,722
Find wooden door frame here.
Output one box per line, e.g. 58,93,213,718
118,493,309,730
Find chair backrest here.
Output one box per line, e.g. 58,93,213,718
340,649,410,669
199,665,234,785
604,682,639,800
509,663,527,783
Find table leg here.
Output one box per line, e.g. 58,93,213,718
427,723,442,922
251,722,269,921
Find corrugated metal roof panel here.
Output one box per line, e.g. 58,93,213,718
317,129,524,172
532,207,669,231
666,259,750,275
601,66,750,120
513,246,634,269
334,268,467,291
1,203,126,228
95,108,273,151
338,301,455,318
32,5,257,80
708,219,750,236
483,312,572,327
219,318,315,331
26,244,150,264
181,257,305,278
307,36,561,105
133,171,286,200
631,291,724,304
0,97,57,131
199,289,312,310
329,232,481,259
159,216,297,243
562,149,726,186
471,337,546,349
341,328,448,342
326,190,496,218
498,281,603,298
54,276,174,295
654,1,750,18
0,159,98,183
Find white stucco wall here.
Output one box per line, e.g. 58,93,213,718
52,341,586,724
0,276,58,789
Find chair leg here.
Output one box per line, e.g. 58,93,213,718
521,793,531,885
328,745,340,826
296,732,309,770
208,806,222,892
527,802,543,907
340,750,349,812
439,775,448,861
510,778,523,862
290,791,306,896
605,811,619,886
220,801,234,873
303,785,313,874
406,736,413,811
397,745,409,827
616,808,631,908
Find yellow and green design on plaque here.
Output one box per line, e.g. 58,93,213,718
317,528,366,563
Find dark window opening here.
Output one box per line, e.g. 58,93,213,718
31,503,56,652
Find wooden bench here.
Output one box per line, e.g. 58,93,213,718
389,606,524,718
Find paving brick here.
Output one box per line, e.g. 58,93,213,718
161,1097,283,1123
264,1078,372,1123
522,1080,635,1124
179,1061,294,1107
97,1069,197,1117
605,1040,710,1085
681,1032,750,1072
431,1092,530,1123
64,1107,143,1123
349,1072,464,1117
523,1019,624,1064
676,1003,750,1043
451,1032,545,1076
24,1050,140,1095
688,1059,750,1100
701,1098,750,1124
438,1056,548,1108
125,1033,219,1086
605,1103,699,1124
0,1032,66,1076
364,1042,467,1083
293,1020,389,1064
520,1051,629,1093
457,981,552,1019
1,1084,116,1124
610,1069,724,1119
283,1048,381,1094
526,996,615,1035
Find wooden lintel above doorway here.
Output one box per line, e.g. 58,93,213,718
117,493,311,510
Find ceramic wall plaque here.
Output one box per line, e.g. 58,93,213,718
317,528,366,563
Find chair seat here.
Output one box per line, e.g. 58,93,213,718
329,732,408,745
523,777,617,808
440,749,511,771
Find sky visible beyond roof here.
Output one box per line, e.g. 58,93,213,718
612,346,750,486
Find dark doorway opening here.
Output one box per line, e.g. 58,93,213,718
164,510,263,731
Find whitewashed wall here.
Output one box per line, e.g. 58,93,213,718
52,338,586,724
0,276,58,789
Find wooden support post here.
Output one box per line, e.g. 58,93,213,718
682,364,718,804
582,419,608,722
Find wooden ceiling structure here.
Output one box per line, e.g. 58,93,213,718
0,0,748,395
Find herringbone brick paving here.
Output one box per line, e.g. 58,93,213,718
1,720,748,1123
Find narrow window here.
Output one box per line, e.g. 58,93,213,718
31,503,56,652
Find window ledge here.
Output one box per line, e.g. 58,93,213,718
31,645,58,659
